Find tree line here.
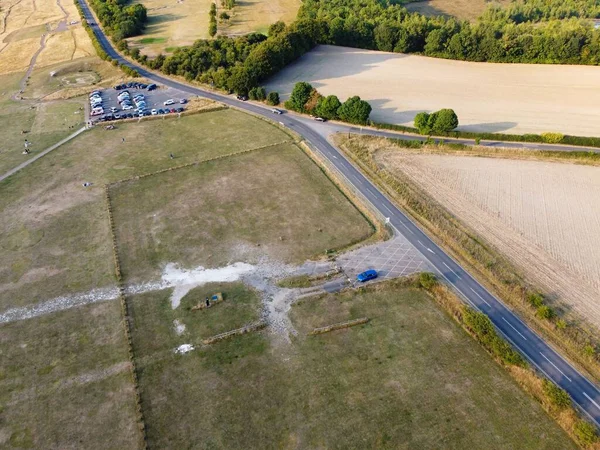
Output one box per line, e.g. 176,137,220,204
89,0,147,42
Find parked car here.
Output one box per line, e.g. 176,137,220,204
271,108,282,115
91,107,104,116
356,269,377,283
151,109,158,115
175,107,184,113
110,107,118,113
164,99,175,106
122,104,134,110
179,98,187,104
147,84,157,91
114,113,121,119
236,95,248,101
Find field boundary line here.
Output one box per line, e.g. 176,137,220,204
0,126,87,183
107,139,293,187
104,185,148,449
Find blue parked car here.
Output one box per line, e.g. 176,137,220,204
357,269,377,283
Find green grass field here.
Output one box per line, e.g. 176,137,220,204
110,142,373,283
129,280,576,449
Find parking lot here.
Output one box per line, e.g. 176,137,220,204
89,82,189,123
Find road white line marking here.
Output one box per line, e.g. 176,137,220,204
427,248,435,254
383,205,393,214
442,262,461,279
540,352,572,382
583,392,600,411
502,317,527,340
417,240,424,246
332,155,337,159
400,222,414,234
469,287,491,307
367,189,376,196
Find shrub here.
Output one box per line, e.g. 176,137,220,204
527,292,545,308
266,92,280,106
209,21,217,37
248,87,259,100
285,82,313,112
414,112,431,134
219,12,230,20
431,108,459,133
574,420,598,446
419,272,438,290
555,318,567,329
315,95,342,120
541,132,564,144
541,379,571,409
255,86,267,101
536,305,556,320
584,344,596,358
337,96,372,125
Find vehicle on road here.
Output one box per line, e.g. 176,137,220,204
356,269,377,282
314,117,326,122
236,95,248,101
271,108,282,115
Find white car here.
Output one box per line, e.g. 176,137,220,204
151,109,158,115
122,104,134,110
163,99,175,106
91,107,104,116
271,108,282,115
110,107,118,113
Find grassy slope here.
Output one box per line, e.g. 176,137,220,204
131,282,576,449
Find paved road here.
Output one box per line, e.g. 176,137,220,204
78,0,600,427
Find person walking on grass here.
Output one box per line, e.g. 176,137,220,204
170,153,174,160
205,297,210,308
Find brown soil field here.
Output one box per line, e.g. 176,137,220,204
374,146,600,329
405,0,509,21
266,45,600,137
219,0,301,36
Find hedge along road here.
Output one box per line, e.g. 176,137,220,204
77,0,600,428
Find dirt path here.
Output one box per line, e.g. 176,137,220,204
12,31,47,100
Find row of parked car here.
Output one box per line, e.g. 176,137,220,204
90,90,104,116
114,81,156,91
97,107,186,122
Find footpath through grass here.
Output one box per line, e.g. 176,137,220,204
131,281,576,449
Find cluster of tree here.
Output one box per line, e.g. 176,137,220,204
285,82,372,124
140,20,322,94
414,109,459,134
297,0,600,64
89,0,147,42
481,0,600,23
209,3,217,37
220,0,235,10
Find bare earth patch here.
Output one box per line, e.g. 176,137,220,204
266,45,600,137
376,148,600,329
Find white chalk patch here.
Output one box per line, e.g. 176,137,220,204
173,318,186,335
174,344,194,354
163,262,256,309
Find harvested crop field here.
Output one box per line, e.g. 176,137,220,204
266,45,600,137
369,143,600,328
404,0,509,21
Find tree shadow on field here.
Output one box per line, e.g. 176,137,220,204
266,45,403,99
366,98,427,126
143,13,185,36
457,122,518,133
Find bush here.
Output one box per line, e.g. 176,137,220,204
219,12,230,20
541,379,571,409
541,132,564,144
536,305,556,320
419,272,438,290
285,82,313,112
255,86,267,101
337,96,372,125
266,92,280,105
584,344,596,358
315,95,341,120
527,292,545,308
432,109,459,133
414,112,431,134
209,21,217,37
248,87,259,100
574,420,598,446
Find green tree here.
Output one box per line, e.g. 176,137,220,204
255,86,267,101
269,21,286,36
219,11,230,21
267,91,280,105
414,112,431,134
285,82,313,111
431,108,459,133
315,95,342,120
248,87,259,100
541,379,571,409
209,19,217,37
574,420,598,446
337,96,372,124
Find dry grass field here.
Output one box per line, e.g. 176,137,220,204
352,137,600,329
405,0,509,21
266,45,600,137
129,0,301,55
130,280,576,448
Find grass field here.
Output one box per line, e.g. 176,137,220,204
266,45,600,137
405,0,509,21
129,280,576,448
110,142,373,284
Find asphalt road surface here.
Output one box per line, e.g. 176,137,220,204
78,0,600,427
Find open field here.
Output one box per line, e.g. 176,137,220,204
0,299,140,448
129,0,301,55
266,45,600,137
129,280,576,448
0,109,290,311
346,136,600,330
128,0,211,56
110,142,373,284
405,0,509,21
